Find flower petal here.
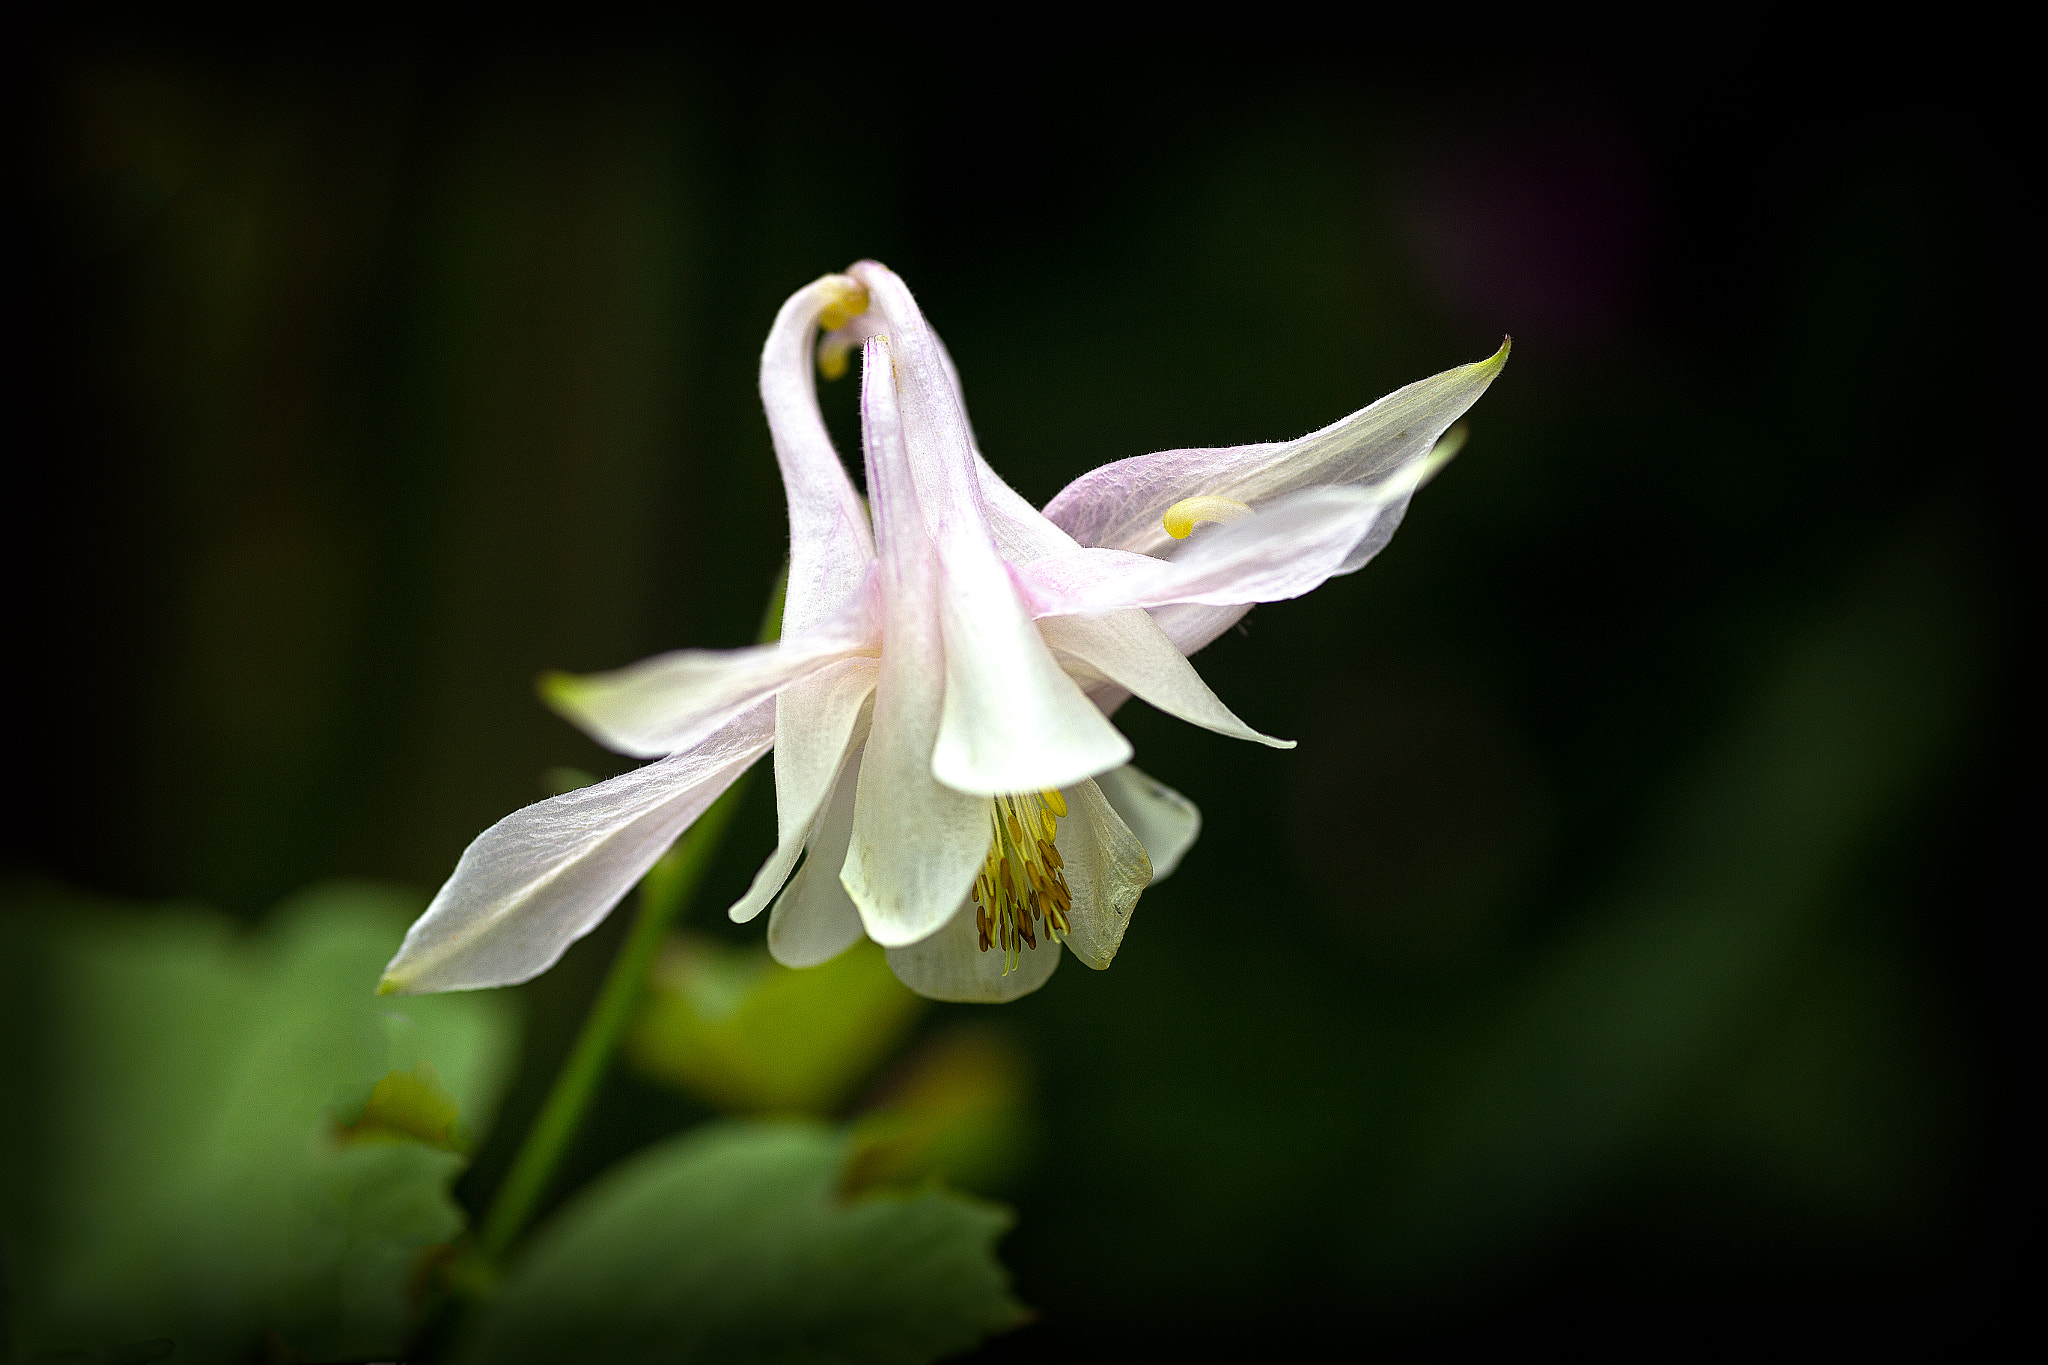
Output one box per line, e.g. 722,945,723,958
1148,602,1254,659
766,738,869,967
1036,608,1291,750
380,702,774,994
544,576,877,759
976,447,1076,563
844,723,987,947
932,552,1134,795
1013,483,1405,618
848,261,1130,795
762,274,878,636
769,658,881,845
1042,341,1508,555
727,661,875,925
1095,763,1202,884
1053,776,1153,971
840,336,993,945
884,902,1062,1003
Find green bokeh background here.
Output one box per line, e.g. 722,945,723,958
10,45,2014,1353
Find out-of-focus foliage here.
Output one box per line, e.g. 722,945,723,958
339,1059,471,1152
627,936,1036,1196
628,937,925,1114
0,882,518,1362
460,1121,1025,1365
0,888,1036,1365
847,1028,1037,1199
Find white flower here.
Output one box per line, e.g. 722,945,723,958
382,263,1506,1002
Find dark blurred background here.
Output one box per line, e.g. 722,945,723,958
7,35,2020,1355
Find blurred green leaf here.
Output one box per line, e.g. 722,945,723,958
336,1059,470,1153
0,881,518,1362
626,937,924,1115
847,1028,1036,1198
462,1120,1026,1364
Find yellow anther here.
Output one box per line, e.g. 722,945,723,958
976,789,1074,972
816,279,870,333
1162,494,1255,539
814,279,872,381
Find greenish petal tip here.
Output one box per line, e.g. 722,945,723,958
536,670,581,710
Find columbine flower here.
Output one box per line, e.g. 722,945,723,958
382,262,1505,1003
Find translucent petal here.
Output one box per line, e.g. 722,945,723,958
840,336,992,946
769,658,881,847
1095,763,1202,884
1013,484,1400,618
1053,776,1153,971
545,578,877,759
1043,341,1508,555
932,555,1134,795
762,274,878,637
728,665,874,925
381,703,774,994
1037,609,1290,750
883,901,1062,1003
850,262,1131,796
766,739,868,968
1148,602,1254,659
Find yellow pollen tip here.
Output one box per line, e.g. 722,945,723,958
814,278,872,382
1162,494,1254,539
977,790,1074,971
816,279,870,333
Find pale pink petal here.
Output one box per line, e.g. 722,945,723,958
766,737,869,967
762,275,879,637
1042,342,1508,556
850,261,1130,796
1015,484,1398,618
544,574,878,759
840,335,992,946
726,660,875,925
1149,602,1253,658
1036,609,1290,749
380,703,774,994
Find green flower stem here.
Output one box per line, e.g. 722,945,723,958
476,569,786,1266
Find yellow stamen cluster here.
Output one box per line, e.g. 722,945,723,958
971,789,1073,972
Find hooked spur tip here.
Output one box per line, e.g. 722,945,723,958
815,277,871,334
1162,494,1254,540
814,277,873,380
